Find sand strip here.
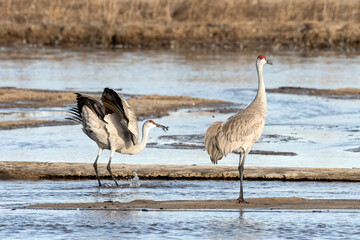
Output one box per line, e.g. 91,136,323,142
0,88,231,129
26,198,360,210
0,120,72,130
1,161,359,181
267,87,360,99
0,88,231,110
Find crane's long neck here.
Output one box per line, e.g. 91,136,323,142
251,62,267,115
129,123,151,154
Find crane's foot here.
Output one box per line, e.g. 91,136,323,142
109,174,119,187
97,181,102,187
113,180,119,187
237,197,249,204
107,164,119,187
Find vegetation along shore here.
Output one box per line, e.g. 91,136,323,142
1,0,359,51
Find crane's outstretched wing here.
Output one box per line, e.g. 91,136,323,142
204,121,224,164
67,93,109,147
67,93,105,124
101,88,139,145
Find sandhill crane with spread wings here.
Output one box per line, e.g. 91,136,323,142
205,55,272,203
68,88,168,187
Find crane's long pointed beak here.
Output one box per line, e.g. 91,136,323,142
156,123,169,132
267,59,273,65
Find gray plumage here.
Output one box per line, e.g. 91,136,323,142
68,88,168,187
204,55,271,202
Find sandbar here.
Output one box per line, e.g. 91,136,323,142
267,87,360,99
0,88,231,129
26,198,360,210
1,161,359,182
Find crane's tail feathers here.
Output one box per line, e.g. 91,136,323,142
206,138,224,164
210,152,223,164
204,121,224,164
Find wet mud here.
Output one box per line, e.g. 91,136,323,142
26,197,360,210
1,161,359,181
0,120,71,130
345,147,360,153
0,88,232,129
267,87,360,99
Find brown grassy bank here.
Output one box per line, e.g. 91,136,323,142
1,0,360,50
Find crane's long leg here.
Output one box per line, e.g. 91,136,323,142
237,152,248,203
93,148,103,187
106,149,119,187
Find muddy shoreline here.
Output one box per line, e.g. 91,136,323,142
0,88,232,129
267,87,360,99
1,87,359,130
2,87,357,109
1,161,359,181
26,198,360,210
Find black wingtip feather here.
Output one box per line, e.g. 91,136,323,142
75,93,106,122
101,88,128,122
65,116,82,124
67,92,107,124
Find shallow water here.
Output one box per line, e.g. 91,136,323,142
1,107,359,168
0,103,359,169
0,107,66,121
1,180,360,239
1,48,360,93
2,180,360,209
1,48,360,239
0,48,359,168
2,207,360,240
2,208,360,239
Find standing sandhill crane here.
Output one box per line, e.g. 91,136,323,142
205,55,272,203
68,88,168,187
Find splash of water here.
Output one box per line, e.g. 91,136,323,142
103,183,113,188
129,172,141,188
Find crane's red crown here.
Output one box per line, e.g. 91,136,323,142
258,55,266,60
149,120,155,124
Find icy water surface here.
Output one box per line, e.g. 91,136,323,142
1,48,360,239
1,180,360,239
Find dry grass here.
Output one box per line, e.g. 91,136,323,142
0,0,359,50
2,0,359,24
